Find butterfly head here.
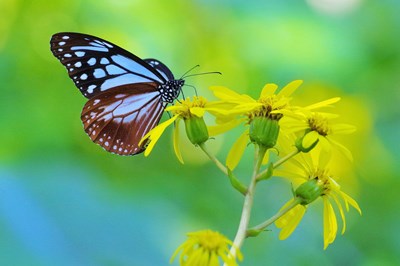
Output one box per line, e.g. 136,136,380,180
160,79,185,103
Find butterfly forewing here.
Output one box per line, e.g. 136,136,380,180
81,83,165,155
50,32,167,98
144,58,175,81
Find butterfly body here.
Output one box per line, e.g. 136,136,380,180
50,32,184,155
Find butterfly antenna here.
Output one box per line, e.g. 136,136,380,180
184,84,198,97
180,65,200,79
180,88,186,100
183,71,222,78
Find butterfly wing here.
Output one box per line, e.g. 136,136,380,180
81,82,165,155
50,32,168,98
144,58,175,81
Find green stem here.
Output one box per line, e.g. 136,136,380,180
256,149,300,180
199,142,228,175
227,145,267,261
247,197,302,235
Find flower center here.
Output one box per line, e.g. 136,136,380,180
191,230,228,251
251,95,286,120
172,96,207,119
311,168,339,195
307,113,330,136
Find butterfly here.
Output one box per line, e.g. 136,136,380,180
50,32,185,155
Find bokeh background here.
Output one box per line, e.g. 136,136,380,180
1,0,399,265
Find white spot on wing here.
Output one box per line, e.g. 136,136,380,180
106,65,126,75
102,42,113,48
75,51,85,57
80,74,88,80
111,55,159,81
100,74,153,91
74,62,82,67
89,42,104,48
88,58,96,66
64,53,72,58
88,85,96,94
71,46,108,52
93,68,106,78
59,41,66,46
100,58,110,64
62,36,70,40
115,94,126,99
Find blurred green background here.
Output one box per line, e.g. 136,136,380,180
1,0,399,265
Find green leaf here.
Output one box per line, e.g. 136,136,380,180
227,168,247,195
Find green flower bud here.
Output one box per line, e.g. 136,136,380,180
249,117,280,148
295,130,319,153
295,179,324,205
184,116,209,145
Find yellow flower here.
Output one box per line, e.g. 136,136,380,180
170,229,242,266
210,80,303,121
274,151,362,249
209,80,303,169
280,107,356,160
140,96,224,163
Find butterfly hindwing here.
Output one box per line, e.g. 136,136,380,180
50,32,167,98
81,83,165,155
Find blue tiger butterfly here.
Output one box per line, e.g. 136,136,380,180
50,32,185,155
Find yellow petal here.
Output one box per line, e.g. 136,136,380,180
141,115,178,156
173,118,184,164
318,150,331,169
330,124,356,135
278,80,303,97
304,97,341,110
232,103,262,114
331,193,346,235
326,137,353,161
226,130,249,170
260,83,278,97
207,119,244,136
165,105,184,112
323,197,337,249
190,107,206,117
276,201,306,240
210,86,253,103
273,170,306,182
340,191,362,215
318,136,332,153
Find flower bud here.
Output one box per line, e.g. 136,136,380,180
184,116,209,145
249,117,280,148
295,179,324,205
295,130,319,153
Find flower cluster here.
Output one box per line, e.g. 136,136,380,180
170,230,242,266
139,80,361,265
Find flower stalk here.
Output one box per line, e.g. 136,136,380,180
199,142,228,175
227,145,267,262
247,197,302,235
